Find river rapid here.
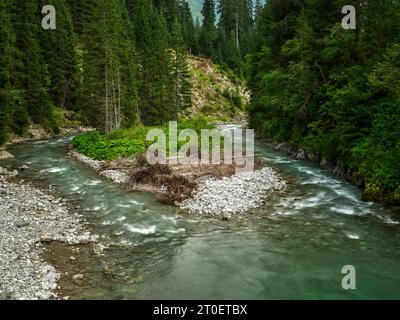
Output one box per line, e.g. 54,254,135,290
3,134,400,300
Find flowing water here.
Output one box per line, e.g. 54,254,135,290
3,135,400,299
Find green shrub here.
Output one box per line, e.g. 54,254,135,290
352,99,400,202
72,117,216,161
222,89,243,110
72,131,146,161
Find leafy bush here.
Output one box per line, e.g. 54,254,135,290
72,117,216,161
222,89,243,110
352,100,400,202
72,131,146,161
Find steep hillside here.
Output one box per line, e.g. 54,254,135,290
186,55,249,122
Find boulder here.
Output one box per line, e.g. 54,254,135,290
72,274,84,285
14,221,30,228
0,167,18,177
0,150,14,160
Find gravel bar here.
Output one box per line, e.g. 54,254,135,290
0,169,98,300
178,168,286,217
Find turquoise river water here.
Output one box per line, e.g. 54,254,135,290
3,135,400,299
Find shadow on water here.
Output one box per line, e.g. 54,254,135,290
3,136,400,299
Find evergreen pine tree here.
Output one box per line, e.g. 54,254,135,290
11,0,55,133
170,17,193,120
39,0,79,109
66,0,86,35
132,0,174,125
195,16,201,31
254,0,264,20
179,0,199,54
153,0,180,30
0,1,13,145
218,0,253,51
81,0,138,132
199,0,217,58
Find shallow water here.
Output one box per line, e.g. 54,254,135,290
3,136,400,299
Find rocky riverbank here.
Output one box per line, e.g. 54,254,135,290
0,169,99,300
8,125,94,146
69,147,287,217
178,168,286,217
263,140,364,188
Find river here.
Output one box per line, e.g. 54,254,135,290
3,135,400,299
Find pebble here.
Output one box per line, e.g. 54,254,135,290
71,149,287,219
0,173,97,300
100,170,129,184
178,168,286,217
14,221,30,228
0,167,18,178
72,274,84,285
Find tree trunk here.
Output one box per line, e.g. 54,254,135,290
235,1,240,50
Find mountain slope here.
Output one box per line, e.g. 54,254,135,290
186,55,249,122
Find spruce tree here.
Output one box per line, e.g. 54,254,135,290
179,0,199,54
11,0,55,133
39,0,79,109
66,0,86,35
81,0,138,132
199,0,217,58
170,17,193,120
119,1,139,127
195,16,201,31
0,1,13,144
132,0,174,125
153,0,180,30
254,0,264,20
218,0,253,51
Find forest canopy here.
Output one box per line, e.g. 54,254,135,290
0,0,399,203
246,0,400,203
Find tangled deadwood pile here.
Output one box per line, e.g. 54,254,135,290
129,163,197,204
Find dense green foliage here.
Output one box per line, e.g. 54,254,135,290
1,0,251,143
247,0,400,202
2,0,400,204
0,0,196,142
72,116,214,160
72,131,146,161
0,1,13,145
197,0,254,74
